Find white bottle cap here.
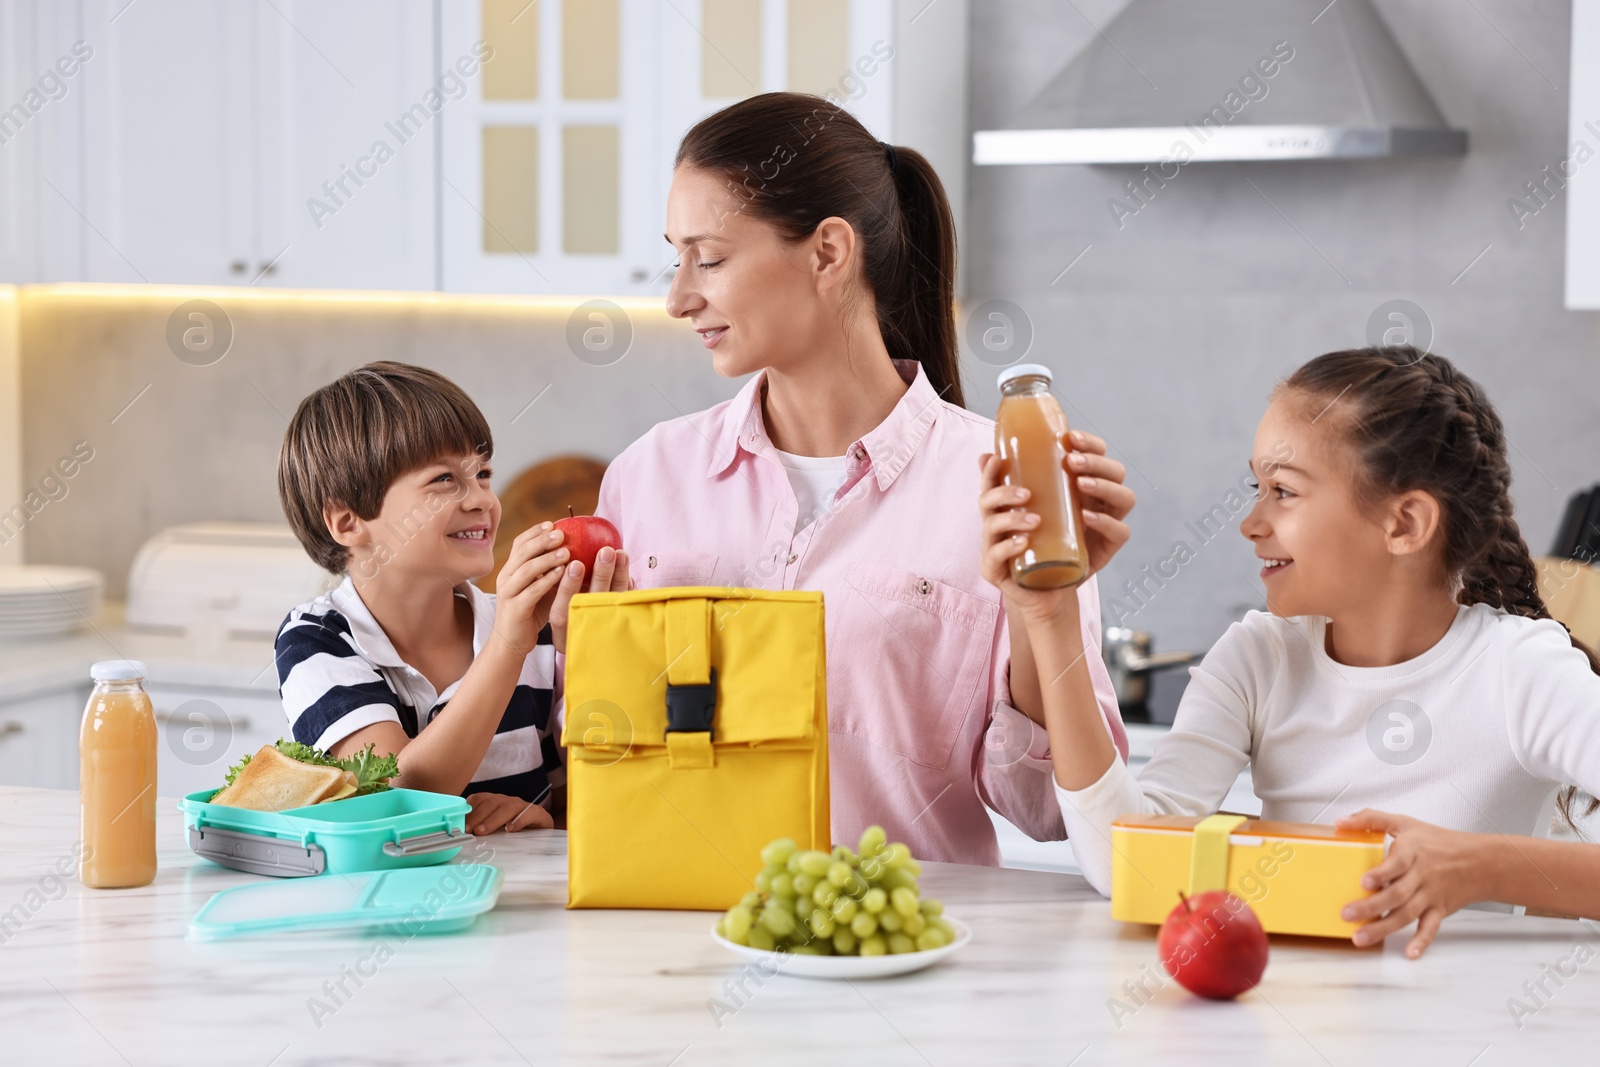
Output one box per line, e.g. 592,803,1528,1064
996,363,1053,389
91,659,148,682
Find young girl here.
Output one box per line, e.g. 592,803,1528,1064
980,346,1600,957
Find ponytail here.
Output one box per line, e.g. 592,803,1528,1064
676,93,964,408
1458,413,1600,827
880,144,961,407
1283,346,1600,827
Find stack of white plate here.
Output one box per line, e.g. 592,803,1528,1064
0,565,104,638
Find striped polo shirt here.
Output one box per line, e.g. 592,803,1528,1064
274,577,562,804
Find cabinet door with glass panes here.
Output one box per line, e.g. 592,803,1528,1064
438,0,895,297
439,0,659,294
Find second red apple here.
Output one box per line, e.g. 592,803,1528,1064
1157,890,1269,1000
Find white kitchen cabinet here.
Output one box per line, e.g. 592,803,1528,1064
78,0,252,286
8,0,966,294
0,677,285,796
0,0,90,284
251,1,437,290
653,0,896,156
439,0,665,294
76,0,435,289
147,682,287,799
0,684,87,790
0,5,36,283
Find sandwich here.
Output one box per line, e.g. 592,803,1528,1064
209,745,351,810
209,739,400,812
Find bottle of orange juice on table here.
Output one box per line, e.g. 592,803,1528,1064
79,660,157,888
995,364,1091,590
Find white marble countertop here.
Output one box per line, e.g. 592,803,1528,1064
2,786,1595,1065
0,604,277,701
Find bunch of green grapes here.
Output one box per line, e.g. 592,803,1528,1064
715,825,956,956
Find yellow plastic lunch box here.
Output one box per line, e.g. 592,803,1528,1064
1111,813,1387,938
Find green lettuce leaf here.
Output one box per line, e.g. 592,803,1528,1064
220,739,400,797
339,743,400,796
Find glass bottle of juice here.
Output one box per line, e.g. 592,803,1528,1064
995,364,1092,590
79,660,157,889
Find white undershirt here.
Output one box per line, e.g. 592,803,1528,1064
773,447,850,534
1055,604,1600,896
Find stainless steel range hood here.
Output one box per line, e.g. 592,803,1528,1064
973,0,1466,165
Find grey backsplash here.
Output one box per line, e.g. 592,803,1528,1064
19,0,1599,724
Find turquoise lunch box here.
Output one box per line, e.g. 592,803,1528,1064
178,788,475,878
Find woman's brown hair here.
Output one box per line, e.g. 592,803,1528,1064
675,91,963,408
1281,345,1600,825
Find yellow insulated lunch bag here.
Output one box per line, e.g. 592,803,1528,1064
561,587,830,910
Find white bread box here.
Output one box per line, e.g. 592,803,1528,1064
126,523,336,640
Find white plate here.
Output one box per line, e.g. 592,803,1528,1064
0,607,86,617
0,601,97,615
710,916,971,980
0,600,95,614
0,591,97,602
0,625,90,640
0,565,103,593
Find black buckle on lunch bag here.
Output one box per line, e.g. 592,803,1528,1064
665,668,717,739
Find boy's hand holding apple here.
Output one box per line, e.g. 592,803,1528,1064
548,513,628,654
553,508,622,577
493,517,628,655
491,522,574,655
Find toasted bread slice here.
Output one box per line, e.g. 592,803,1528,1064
325,770,359,802
209,745,350,811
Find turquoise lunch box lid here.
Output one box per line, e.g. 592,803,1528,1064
189,863,504,940
177,787,474,877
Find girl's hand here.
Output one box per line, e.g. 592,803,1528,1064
493,523,572,654
465,792,556,835
547,546,631,654
978,429,1134,620
1336,809,1493,959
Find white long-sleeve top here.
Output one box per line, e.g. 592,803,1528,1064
1058,604,1600,896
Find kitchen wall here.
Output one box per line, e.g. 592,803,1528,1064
966,0,1600,715
16,288,736,597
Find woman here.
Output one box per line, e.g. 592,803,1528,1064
589,92,1134,865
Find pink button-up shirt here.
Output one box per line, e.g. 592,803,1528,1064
595,359,1128,865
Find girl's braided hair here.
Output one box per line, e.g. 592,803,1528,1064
1281,346,1600,827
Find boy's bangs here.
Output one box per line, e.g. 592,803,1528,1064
370,384,494,485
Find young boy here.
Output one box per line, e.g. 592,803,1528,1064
274,362,627,834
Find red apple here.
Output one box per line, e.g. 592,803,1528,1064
1157,890,1269,1000
553,507,622,578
